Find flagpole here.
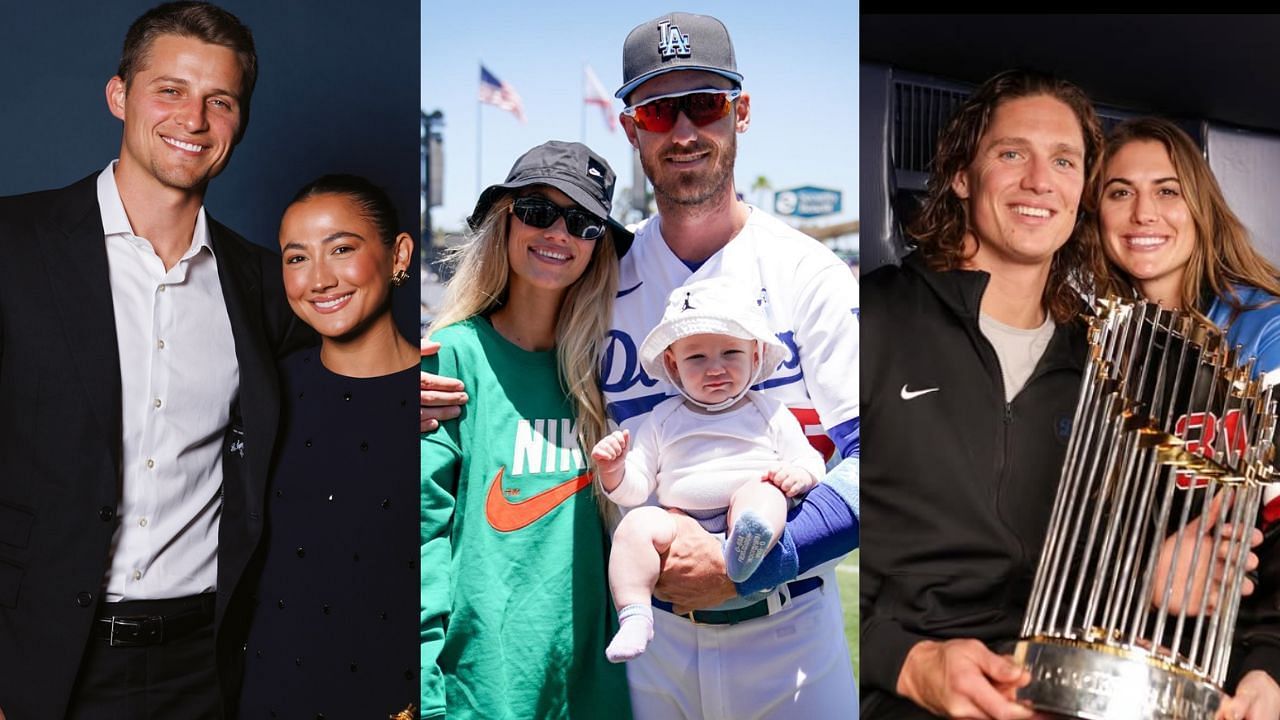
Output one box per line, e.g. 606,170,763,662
476,63,483,198
580,61,587,143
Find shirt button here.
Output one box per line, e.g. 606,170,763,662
157,339,165,350
133,570,143,580
158,285,167,293
139,517,148,527
154,398,162,409
146,458,155,469
98,506,116,522
76,592,94,607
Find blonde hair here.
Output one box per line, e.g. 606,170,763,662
433,191,619,516
1097,117,1280,325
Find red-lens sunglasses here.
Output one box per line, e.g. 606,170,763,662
622,88,742,133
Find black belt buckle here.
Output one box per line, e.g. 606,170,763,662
101,614,164,647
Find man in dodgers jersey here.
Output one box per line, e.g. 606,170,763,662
418,10,861,719
604,11,860,719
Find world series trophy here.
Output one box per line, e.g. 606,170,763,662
1015,298,1278,719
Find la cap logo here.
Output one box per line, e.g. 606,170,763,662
657,20,691,59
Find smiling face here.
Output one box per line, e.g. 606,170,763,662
107,33,244,198
505,185,599,299
622,70,748,208
663,333,759,406
952,94,1086,275
1099,139,1197,306
279,193,411,341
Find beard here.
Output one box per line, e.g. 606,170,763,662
641,132,736,208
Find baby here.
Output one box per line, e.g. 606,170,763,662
592,277,825,662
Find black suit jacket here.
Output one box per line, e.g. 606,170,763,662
0,173,298,718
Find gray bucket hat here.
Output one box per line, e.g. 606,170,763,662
616,12,742,101
468,140,633,255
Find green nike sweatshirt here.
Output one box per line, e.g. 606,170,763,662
421,316,630,720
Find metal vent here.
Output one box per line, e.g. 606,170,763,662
892,80,970,178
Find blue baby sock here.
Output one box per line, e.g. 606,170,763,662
725,510,776,583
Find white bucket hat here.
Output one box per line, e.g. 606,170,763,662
639,277,788,410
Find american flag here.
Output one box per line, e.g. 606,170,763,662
478,65,526,124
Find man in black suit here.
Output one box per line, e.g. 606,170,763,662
0,3,296,717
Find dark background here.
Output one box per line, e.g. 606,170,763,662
0,1,421,338
862,15,1280,134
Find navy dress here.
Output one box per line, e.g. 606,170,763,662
239,347,419,719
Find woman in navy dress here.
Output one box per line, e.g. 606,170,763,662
238,175,419,719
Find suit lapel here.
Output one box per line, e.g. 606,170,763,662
208,223,280,626
39,176,125,480
209,223,278,507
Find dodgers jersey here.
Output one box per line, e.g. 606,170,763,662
601,206,860,461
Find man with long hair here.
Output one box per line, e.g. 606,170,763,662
859,69,1105,719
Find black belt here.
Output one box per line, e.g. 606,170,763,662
654,576,824,625
93,593,215,647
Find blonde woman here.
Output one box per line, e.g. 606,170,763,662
419,141,631,720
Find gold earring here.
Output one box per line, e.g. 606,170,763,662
390,269,409,287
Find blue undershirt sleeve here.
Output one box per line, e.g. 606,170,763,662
830,416,860,460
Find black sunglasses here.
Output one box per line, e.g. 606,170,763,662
511,197,606,240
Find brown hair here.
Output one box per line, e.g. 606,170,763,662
910,69,1107,324
118,2,257,124
1096,117,1280,324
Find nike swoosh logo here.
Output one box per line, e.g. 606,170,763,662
900,384,940,400
617,281,643,299
485,466,593,532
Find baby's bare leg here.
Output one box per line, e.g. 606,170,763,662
606,506,676,663
724,479,789,583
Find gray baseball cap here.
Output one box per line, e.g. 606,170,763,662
468,140,633,255
616,12,742,101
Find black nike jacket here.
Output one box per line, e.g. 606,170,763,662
859,253,1088,697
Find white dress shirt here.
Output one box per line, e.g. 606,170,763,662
96,162,238,601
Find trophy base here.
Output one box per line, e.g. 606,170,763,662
1014,638,1221,720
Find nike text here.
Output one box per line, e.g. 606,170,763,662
513,418,584,475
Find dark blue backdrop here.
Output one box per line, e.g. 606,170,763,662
0,1,420,338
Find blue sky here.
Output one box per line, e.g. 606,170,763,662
421,1,859,234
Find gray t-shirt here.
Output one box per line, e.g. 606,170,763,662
980,311,1056,402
